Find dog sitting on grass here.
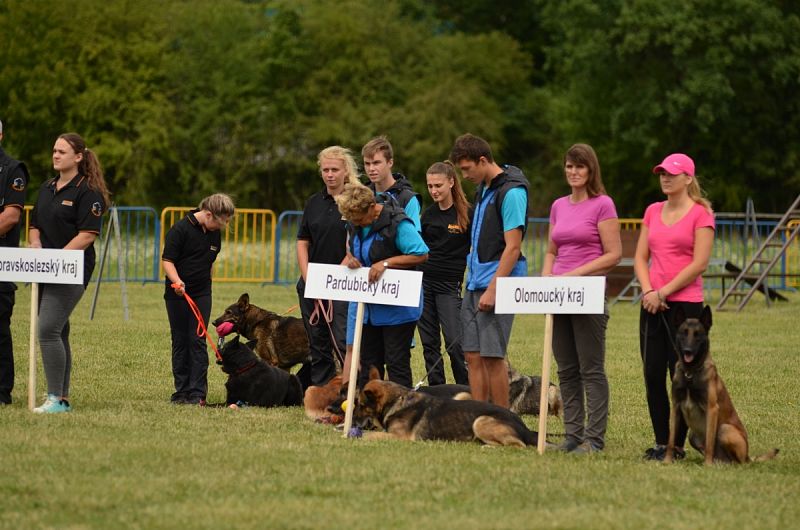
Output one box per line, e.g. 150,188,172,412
665,305,779,465
219,336,303,408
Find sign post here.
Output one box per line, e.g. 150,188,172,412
0,248,84,409
496,276,606,454
303,262,423,437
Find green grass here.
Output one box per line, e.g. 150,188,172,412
2,282,798,529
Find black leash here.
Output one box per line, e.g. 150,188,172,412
412,307,479,390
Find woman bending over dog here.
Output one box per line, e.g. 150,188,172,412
336,182,428,390
634,153,714,461
162,193,235,406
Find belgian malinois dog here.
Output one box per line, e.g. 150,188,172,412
665,305,779,465
212,293,310,370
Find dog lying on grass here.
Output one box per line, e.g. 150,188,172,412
219,336,303,408
354,369,539,447
212,293,310,370
304,375,344,424
665,306,779,465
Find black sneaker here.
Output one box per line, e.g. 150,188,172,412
643,445,667,461
184,396,207,406
0,392,11,405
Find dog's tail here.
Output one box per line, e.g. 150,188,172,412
752,448,780,463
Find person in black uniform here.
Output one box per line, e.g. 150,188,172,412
295,146,360,389
29,133,110,413
0,119,29,405
418,161,472,386
162,193,234,406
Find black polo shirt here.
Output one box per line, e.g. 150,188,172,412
297,188,349,265
162,209,221,299
0,147,28,292
30,174,106,287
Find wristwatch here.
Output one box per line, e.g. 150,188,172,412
383,261,390,269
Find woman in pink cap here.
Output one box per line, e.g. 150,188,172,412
634,153,715,461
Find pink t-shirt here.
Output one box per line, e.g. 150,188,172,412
550,194,618,275
643,201,715,302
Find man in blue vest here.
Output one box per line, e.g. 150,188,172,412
0,119,29,405
449,133,529,408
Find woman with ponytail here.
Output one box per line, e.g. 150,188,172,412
417,161,473,385
28,133,110,413
634,153,715,460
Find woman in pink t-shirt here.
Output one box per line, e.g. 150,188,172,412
634,153,715,461
542,143,621,454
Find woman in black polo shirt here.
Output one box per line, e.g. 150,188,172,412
29,133,110,414
418,161,472,385
295,146,360,388
162,193,234,406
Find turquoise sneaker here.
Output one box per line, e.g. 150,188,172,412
33,394,71,414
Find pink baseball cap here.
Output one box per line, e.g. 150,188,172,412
653,153,695,176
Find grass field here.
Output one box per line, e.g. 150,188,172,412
2,281,798,529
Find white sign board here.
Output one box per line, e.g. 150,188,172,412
495,276,606,314
0,248,84,285
304,262,422,307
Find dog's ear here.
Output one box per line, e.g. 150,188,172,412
229,335,240,346
368,366,382,381
237,293,250,308
700,305,713,331
673,305,687,327
245,339,258,351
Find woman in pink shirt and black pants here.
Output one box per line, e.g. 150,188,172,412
542,144,621,454
634,153,715,461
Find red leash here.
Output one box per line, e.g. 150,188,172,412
172,283,222,363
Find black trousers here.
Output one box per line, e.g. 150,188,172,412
296,278,346,388
639,302,702,446
358,320,417,389
417,279,468,385
165,294,211,400
0,289,14,402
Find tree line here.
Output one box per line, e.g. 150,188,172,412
1,0,798,216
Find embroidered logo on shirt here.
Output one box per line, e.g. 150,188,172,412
91,202,104,216
62,200,74,206
210,245,219,252
12,177,26,191
447,223,463,234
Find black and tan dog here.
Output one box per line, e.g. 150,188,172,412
665,305,779,465
219,336,303,407
508,364,563,417
212,293,310,370
354,370,538,447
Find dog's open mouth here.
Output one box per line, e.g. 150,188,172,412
683,352,695,364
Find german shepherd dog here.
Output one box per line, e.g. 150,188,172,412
665,306,779,465
218,336,303,407
212,293,310,370
354,370,539,447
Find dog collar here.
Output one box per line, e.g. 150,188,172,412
236,360,259,375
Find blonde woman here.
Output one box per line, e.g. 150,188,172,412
634,153,714,461
162,193,234,406
295,146,360,388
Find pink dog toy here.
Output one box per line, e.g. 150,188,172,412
216,321,234,337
